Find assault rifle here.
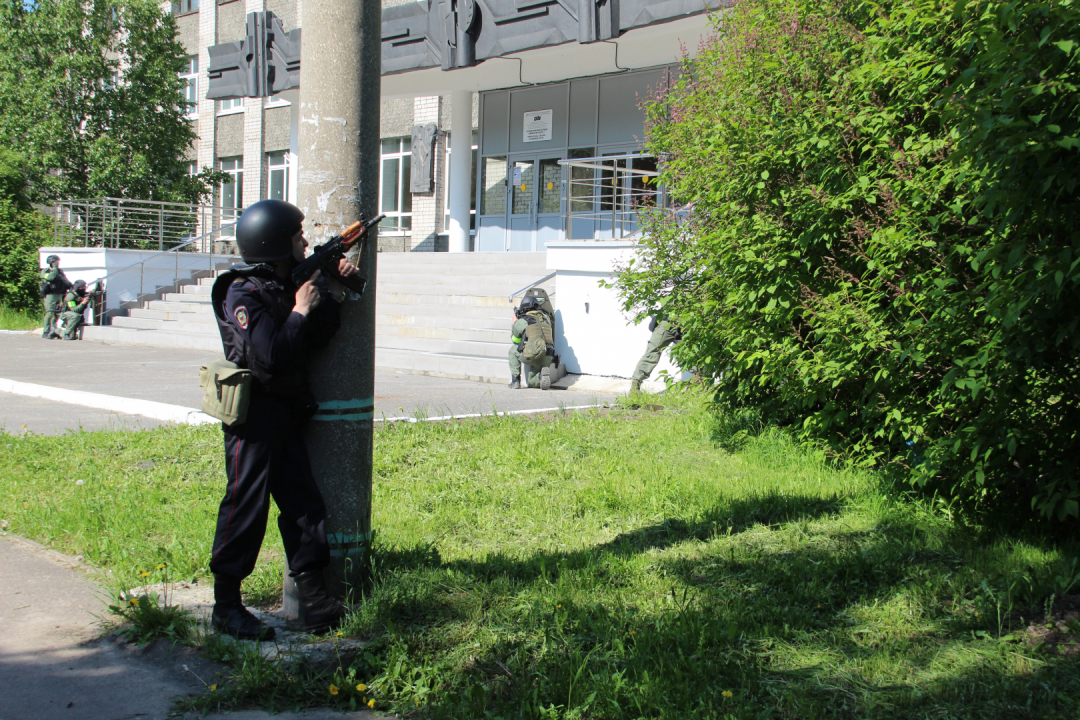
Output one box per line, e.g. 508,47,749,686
291,213,385,298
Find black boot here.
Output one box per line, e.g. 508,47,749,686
293,570,347,633
212,574,275,641
508,375,521,389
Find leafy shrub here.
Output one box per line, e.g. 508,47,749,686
0,149,50,310
621,0,1080,525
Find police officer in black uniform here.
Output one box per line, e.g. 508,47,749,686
209,199,361,640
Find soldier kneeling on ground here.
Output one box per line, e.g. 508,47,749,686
508,295,555,390
208,199,359,641
58,280,91,341
630,312,682,393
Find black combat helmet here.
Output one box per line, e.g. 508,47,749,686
46,254,60,266
235,199,305,263
72,279,87,294
519,295,540,313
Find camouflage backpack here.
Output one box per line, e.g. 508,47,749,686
521,310,554,363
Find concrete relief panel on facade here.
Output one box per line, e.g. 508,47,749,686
264,106,291,152
410,123,438,193
217,0,247,44
216,113,245,157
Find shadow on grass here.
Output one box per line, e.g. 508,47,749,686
347,498,1080,720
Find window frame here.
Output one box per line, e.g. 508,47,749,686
217,96,245,115
266,151,293,204
219,156,244,236
379,137,413,235
180,55,198,118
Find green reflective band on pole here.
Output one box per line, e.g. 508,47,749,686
311,397,374,422
327,530,372,559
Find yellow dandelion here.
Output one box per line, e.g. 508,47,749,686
140,571,150,577
355,683,367,692
335,631,343,637
210,684,217,691
367,699,375,709
155,564,165,570
329,684,339,696
630,630,636,635
129,597,139,606
722,690,733,698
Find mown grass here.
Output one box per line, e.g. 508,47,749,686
1,391,1078,718
0,303,41,331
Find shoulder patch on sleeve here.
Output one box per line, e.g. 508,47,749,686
233,305,249,330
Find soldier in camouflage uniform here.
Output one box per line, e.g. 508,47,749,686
59,280,91,341
630,313,681,393
508,295,553,390
40,255,70,339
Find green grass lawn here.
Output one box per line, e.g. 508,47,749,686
1,392,1078,718
0,303,41,331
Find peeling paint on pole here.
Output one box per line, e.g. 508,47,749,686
289,0,381,605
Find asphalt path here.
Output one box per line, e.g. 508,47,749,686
0,535,388,720
0,334,615,435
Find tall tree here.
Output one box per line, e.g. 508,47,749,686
0,0,219,202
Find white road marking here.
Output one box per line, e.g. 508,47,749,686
0,377,610,428
0,378,217,426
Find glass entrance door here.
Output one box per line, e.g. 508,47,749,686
507,155,563,251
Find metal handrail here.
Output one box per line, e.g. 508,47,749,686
558,154,666,241
91,222,237,285
508,272,556,303
52,197,245,250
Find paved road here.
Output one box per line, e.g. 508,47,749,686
0,535,386,720
0,334,616,435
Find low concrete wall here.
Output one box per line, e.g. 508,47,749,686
547,241,682,381
39,247,234,322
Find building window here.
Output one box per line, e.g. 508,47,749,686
219,156,243,235
218,97,244,113
187,161,198,177
180,55,198,117
172,0,198,15
443,131,478,233
267,151,292,203
379,137,412,232
480,156,507,217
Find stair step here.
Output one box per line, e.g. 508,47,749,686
127,308,216,323
145,300,215,313
376,335,507,358
162,292,211,304
83,326,222,352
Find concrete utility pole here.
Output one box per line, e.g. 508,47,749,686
286,0,381,608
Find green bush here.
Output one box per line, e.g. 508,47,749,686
622,0,1080,525
0,149,50,310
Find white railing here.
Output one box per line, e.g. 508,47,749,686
558,154,667,241
52,197,244,253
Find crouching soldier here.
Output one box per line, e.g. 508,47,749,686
208,199,360,640
508,295,555,390
59,280,91,341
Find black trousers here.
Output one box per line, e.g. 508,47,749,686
210,392,330,580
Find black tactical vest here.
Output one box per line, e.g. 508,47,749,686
211,264,310,401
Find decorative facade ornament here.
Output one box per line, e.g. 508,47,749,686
207,12,301,99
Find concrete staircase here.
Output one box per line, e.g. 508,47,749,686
374,252,553,383
84,253,556,383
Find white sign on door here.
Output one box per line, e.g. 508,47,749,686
523,109,553,143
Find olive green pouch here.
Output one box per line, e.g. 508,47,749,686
199,359,252,427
